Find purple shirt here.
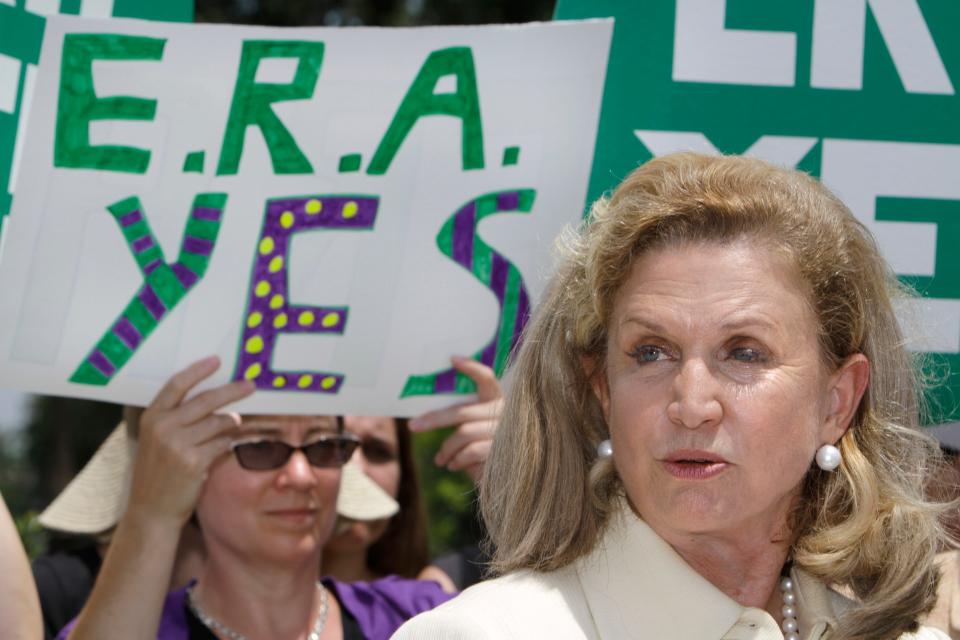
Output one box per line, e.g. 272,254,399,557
57,576,453,640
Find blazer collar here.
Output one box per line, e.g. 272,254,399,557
574,505,841,639
793,565,840,638
941,551,960,630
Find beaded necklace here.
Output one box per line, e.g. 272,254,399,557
186,582,329,640
779,567,800,640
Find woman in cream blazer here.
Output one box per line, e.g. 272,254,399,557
396,154,951,640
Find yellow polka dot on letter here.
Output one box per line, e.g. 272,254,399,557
270,294,284,310
259,237,274,255
280,211,295,228
245,335,264,354
321,312,339,328
321,376,336,390
246,312,262,328
273,313,288,329
305,199,322,215
272,375,286,388
342,201,358,219
268,256,284,273
298,311,315,326
298,374,313,389
255,281,270,297
244,363,262,380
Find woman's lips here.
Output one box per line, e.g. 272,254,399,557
662,460,729,479
662,451,729,480
265,508,318,523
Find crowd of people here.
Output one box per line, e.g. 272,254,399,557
3,152,959,639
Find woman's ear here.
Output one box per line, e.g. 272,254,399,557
822,353,870,443
582,356,610,420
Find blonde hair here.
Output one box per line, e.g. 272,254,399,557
482,153,950,640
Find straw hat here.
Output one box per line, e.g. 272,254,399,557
39,421,399,536
337,462,399,521
38,422,136,535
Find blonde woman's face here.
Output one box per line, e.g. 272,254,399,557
593,241,851,541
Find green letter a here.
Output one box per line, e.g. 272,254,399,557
367,47,484,175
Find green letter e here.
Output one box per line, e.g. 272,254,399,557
54,34,165,174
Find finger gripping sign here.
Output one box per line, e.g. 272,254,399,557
0,16,612,416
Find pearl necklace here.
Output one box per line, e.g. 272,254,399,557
186,582,329,640
780,574,800,640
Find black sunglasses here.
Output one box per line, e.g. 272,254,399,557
230,434,360,471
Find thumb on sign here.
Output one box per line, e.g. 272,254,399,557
408,356,503,484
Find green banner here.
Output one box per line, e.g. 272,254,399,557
555,1,960,429
0,0,193,218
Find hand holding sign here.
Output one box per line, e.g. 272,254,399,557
0,16,612,417
410,356,503,483
127,356,252,530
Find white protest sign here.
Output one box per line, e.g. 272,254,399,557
0,16,612,415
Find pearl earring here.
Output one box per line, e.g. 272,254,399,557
815,444,841,471
597,439,613,459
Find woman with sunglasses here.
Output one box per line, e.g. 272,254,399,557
62,355,452,640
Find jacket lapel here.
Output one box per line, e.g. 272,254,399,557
792,567,840,639
575,507,744,639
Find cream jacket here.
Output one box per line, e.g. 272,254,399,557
923,550,960,639
393,508,948,640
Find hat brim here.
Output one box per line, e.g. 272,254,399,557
40,423,399,533
38,422,134,535
336,462,399,521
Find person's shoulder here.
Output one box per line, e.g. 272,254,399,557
435,567,577,605
365,575,455,612
921,549,960,637
392,568,591,640
33,547,102,639
899,626,952,640
33,547,99,589
327,574,454,634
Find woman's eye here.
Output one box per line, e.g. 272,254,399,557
630,345,668,363
729,347,764,363
363,443,397,464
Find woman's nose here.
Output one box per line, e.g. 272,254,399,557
278,449,319,488
666,358,723,429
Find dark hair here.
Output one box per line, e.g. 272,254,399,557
366,419,430,577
